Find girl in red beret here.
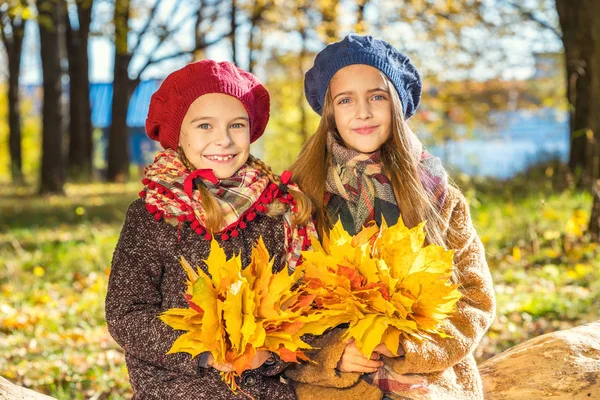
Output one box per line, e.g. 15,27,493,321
105,59,314,399
286,34,495,400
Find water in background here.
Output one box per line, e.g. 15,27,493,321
426,108,569,179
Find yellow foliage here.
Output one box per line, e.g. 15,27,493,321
160,238,341,392
512,246,521,262
301,219,461,358
565,209,588,238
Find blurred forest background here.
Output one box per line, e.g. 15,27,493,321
1,0,599,398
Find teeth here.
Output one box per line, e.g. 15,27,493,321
206,155,234,161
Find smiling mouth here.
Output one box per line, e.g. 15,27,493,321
204,154,237,162
352,126,379,135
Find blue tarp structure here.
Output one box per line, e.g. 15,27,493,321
89,80,162,165
21,80,163,166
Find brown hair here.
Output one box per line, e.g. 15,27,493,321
178,148,312,233
290,72,446,247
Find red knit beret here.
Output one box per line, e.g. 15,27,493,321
146,60,270,150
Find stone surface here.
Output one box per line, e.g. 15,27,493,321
479,321,600,399
0,376,56,400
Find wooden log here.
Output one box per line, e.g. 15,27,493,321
479,320,600,399
0,376,56,400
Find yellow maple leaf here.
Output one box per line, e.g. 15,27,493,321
223,279,246,352
160,237,342,393
159,308,202,331
301,218,462,358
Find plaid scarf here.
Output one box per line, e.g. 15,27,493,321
141,149,313,271
325,130,448,235
363,365,429,399
326,131,445,396
144,149,268,231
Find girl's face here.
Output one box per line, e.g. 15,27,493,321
179,93,250,179
329,64,392,153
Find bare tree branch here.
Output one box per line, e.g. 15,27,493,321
134,7,202,78
130,0,162,56
506,0,562,39
137,31,229,76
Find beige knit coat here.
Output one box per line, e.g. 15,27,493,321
285,186,496,400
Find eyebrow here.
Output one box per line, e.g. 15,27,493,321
190,116,212,124
332,88,389,100
190,116,249,124
333,91,353,100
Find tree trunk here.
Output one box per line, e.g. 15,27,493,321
298,26,308,142
38,0,66,195
590,180,600,239
247,0,267,74
587,0,600,238
106,0,132,182
230,0,237,65
479,320,600,399
355,0,369,33
247,26,255,74
7,22,25,185
66,0,94,181
106,56,134,182
556,0,594,187
319,0,339,42
1,2,27,185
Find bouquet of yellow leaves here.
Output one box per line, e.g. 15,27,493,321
159,238,344,394
300,218,462,358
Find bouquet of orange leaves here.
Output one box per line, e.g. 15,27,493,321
300,218,463,360
159,238,345,397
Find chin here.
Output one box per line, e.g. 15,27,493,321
212,168,237,179
352,142,384,154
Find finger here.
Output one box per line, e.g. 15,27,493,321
345,346,380,361
344,343,365,356
344,337,355,344
350,355,383,369
340,363,380,373
213,363,235,372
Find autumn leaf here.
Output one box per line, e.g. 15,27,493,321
160,237,341,391
301,218,461,358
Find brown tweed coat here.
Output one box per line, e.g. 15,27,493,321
106,198,297,399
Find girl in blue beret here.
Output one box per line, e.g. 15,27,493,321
286,34,495,400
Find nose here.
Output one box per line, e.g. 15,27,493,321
213,126,233,147
356,98,373,120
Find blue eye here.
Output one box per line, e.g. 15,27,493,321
372,94,386,101
338,98,351,105
231,122,246,129
198,123,211,129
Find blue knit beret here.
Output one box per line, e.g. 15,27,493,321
304,34,422,120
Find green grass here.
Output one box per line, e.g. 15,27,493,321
1,167,599,398
1,183,137,399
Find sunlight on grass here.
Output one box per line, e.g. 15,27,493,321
1,173,599,398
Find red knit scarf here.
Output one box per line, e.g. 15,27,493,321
139,149,314,270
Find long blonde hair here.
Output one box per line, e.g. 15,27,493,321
178,147,312,233
290,72,446,247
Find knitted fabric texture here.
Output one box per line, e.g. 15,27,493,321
146,59,270,150
144,149,268,230
304,34,421,119
141,148,313,270
325,131,448,235
325,134,397,235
